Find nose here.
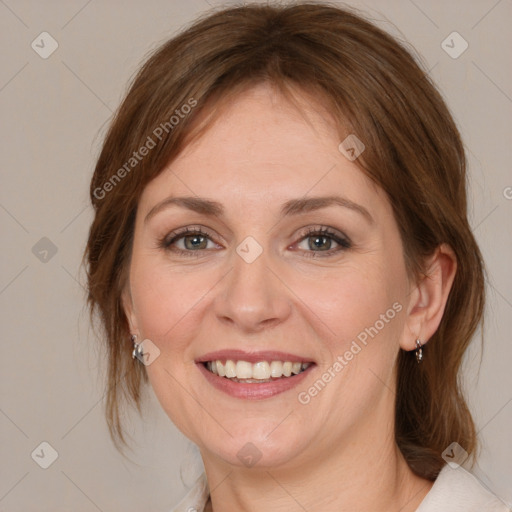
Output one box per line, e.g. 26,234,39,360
213,245,292,334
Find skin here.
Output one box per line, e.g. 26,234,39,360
123,83,457,511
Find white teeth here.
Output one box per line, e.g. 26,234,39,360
252,361,271,380
224,360,236,378
270,361,283,378
205,359,312,380
291,362,302,375
282,361,293,377
235,360,253,379
217,360,226,377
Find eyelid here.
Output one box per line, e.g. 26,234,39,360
159,224,352,257
296,225,350,243
161,225,217,246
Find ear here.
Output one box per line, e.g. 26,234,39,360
400,243,457,351
121,285,139,335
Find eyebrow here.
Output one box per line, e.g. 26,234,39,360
144,195,374,224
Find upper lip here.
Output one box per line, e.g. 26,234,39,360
195,349,315,364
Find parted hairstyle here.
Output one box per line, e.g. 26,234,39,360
84,1,485,480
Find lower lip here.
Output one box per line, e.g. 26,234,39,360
197,362,315,400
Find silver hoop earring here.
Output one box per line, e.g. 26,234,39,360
415,339,423,364
131,334,144,361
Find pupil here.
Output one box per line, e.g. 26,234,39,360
310,235,330,251
186,235,206,250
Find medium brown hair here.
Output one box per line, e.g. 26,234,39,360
84,2,485,479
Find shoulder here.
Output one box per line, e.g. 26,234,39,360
417,465,511,512
169,473,210,512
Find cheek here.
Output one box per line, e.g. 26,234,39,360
129,257,217,438
128,255,212,347
306,258,407,379
300,261,404,344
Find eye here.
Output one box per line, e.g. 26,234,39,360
159,226,220,257
159,225,351,259
294,226,351,258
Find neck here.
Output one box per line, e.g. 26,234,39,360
201,422,433,512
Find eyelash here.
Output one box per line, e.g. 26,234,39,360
158,225,352,259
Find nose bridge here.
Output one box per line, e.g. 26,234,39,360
214,237,290,331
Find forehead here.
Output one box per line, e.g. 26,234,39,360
139,84,385,217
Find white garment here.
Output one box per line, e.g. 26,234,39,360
170,464,510,511
416,465,510,512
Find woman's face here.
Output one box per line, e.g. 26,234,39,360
124,84,414,470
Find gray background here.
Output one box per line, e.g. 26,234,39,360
1,0,511,510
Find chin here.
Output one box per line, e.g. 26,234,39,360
197,423,310,470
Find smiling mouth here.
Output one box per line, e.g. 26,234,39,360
203,360,312,383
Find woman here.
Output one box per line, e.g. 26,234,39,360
84,3,509,511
